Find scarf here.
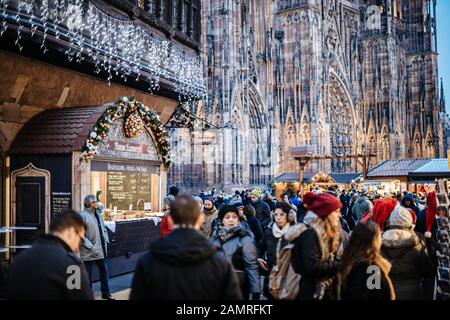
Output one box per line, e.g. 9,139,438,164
203,206,217,215
217,225,247,243
272,223,290,239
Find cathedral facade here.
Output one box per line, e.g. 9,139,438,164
168,0,447,192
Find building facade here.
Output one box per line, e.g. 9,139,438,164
0,0,204,239
169,0,447,192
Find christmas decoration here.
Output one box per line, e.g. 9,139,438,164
80,96,172,167
0,0,206,101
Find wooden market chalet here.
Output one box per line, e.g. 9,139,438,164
0,0,205,275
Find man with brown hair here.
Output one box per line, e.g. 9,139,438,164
130,194,242,300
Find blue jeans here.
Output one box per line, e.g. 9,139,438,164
84,259,111,296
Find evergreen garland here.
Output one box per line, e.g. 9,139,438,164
80,96,172,167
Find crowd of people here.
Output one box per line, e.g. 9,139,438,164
141,185,447,300
1,184,449,300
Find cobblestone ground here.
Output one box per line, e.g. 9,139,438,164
93,273,133,300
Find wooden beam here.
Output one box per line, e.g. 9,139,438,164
9,75,29,104
56,87,70,107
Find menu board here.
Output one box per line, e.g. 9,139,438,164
52,192,72,215
106,171,152,211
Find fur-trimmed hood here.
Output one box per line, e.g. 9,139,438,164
382,228,419,249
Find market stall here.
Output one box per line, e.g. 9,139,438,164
272,171,360,199
8,97,171,276
365,158,432,194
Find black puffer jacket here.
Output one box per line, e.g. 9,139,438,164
7,235,93,300
252,199,272,230
130,228,242,300
381,229,435,300
292,228,340,300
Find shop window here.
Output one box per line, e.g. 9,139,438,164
91,169,160,221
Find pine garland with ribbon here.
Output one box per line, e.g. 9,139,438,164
80,96,172,167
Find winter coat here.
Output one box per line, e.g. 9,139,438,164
160,216,173,238
381,228,435,300
130,228,242,300
263,198,276,211
352,196,373,221
251,199,272,230
258,223,290,273
79,208,109,261
292,222,340,300
7,235,93,300
201,207,218,238
341,261,393,300
246,216,263,243
212,226,261,295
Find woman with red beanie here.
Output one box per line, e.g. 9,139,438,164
291,193,343,300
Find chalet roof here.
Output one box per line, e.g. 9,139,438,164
367,159,432,178
9,105,108,155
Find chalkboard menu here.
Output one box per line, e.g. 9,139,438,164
106,171,152,211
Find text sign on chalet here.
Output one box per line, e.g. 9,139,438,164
96,119,160,162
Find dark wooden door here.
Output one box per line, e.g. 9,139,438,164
15,177,46,245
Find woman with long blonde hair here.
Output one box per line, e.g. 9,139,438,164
291,193,343,300
340,222,395,300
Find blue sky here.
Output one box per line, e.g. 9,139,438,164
438,0,450,112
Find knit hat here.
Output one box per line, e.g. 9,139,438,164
307,193,343,218
228,196,244,209
218,205,239,222
425,191,437,238
302,192,315,207
371,198,397,231
389,205,414,229
203,196,214,204
251,187,262,198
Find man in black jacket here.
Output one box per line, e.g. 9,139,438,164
250,188,272,231
7,209,93,300
130,194,242,300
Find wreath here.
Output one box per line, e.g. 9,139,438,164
80,96,172,167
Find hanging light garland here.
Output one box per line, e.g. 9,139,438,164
0,0,207,102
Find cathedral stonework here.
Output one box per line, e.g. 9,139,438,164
168,0,447,192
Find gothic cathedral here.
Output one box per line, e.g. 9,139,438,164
168,0,447,192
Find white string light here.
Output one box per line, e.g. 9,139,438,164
0,0,207,101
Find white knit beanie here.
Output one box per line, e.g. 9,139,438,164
389,206,413,228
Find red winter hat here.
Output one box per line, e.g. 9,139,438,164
302,192,316,207
307,193,343,218
425,191,437,238
371,198,397,231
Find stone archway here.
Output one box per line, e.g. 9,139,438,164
327,72,357,173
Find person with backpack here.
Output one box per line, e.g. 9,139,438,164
291,193,343,300
130,195,242,300
257,201,296,299
381,205,435,300
340,222,395,300
211,205,261,300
